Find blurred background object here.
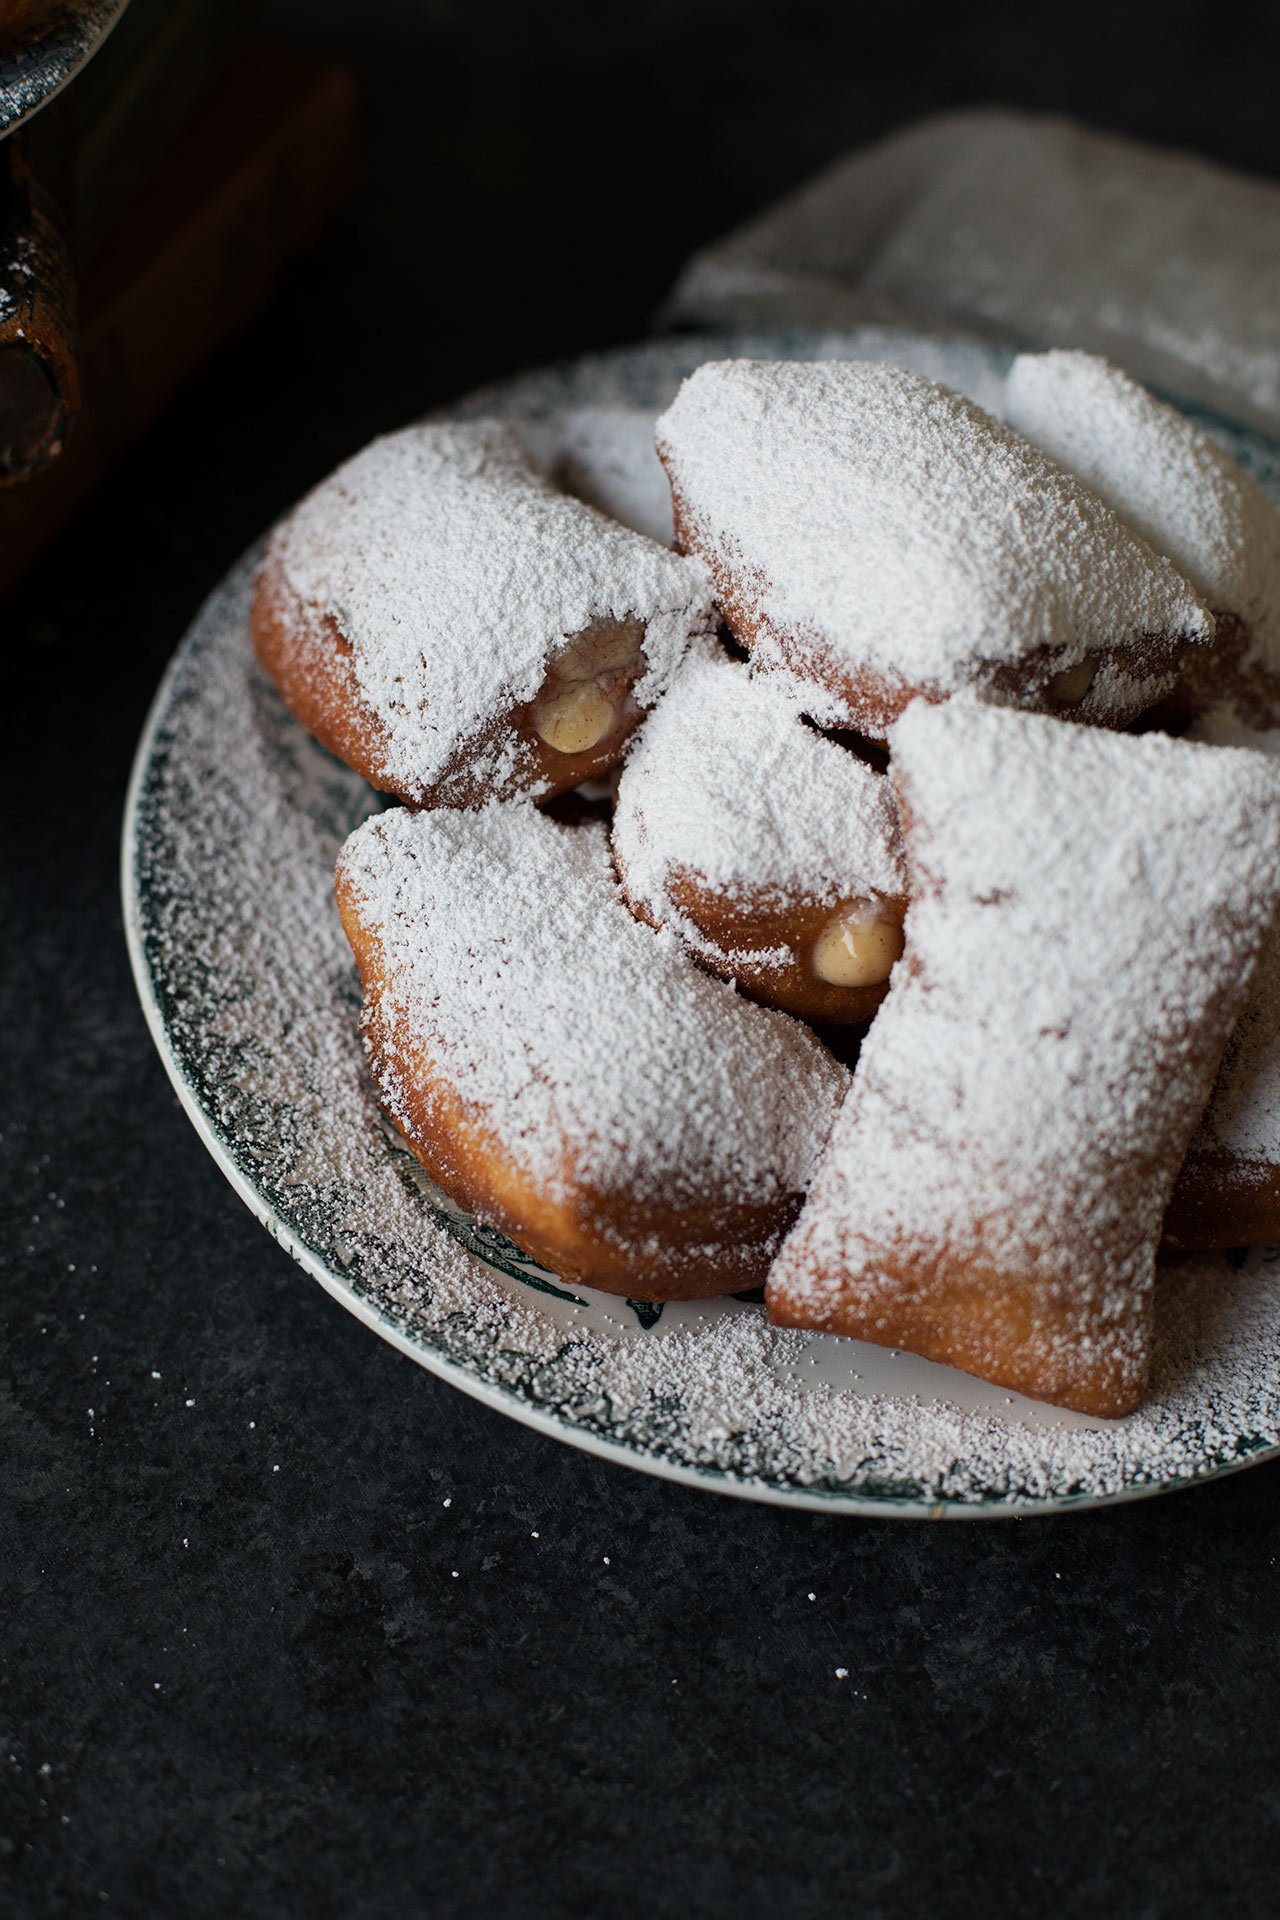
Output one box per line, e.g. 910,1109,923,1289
0,1,130,142
0,130,79,479
0,0,130,484
0,0,355,587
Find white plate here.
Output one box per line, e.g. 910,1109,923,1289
121,326,1280,1518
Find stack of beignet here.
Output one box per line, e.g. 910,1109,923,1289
253,348,1280,1414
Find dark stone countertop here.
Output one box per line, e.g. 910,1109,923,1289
6,4,1280,1914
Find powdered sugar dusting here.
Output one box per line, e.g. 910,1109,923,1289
270,420,711,800
1005,350,1280,675
613,639,905,963
1186,713,1280,1162
770,701,1280,1375
525,406,675,546
1199,935,1280,1163
338,801,846,1207
125,333,1280,1513
655,359,1212,716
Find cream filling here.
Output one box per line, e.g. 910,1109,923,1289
532,616,646,756
811,912,903,988
1047,658,1098,706
534,683,616,754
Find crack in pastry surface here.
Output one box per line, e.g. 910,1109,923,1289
252,421,714,807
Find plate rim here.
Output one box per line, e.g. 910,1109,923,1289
120,325,1280,1521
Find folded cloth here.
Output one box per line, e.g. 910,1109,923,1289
666,109,1280,435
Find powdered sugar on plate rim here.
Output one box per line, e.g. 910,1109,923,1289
121,327,1280,1518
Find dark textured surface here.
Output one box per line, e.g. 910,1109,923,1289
5,3,1280,1915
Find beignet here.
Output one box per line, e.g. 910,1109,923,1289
612,640,907,1023
1165,716,1280,1250
254,421,713,807
1005,349,1280,725
655,359,1212,740
766,699,1280,1416
336,802,850,1299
